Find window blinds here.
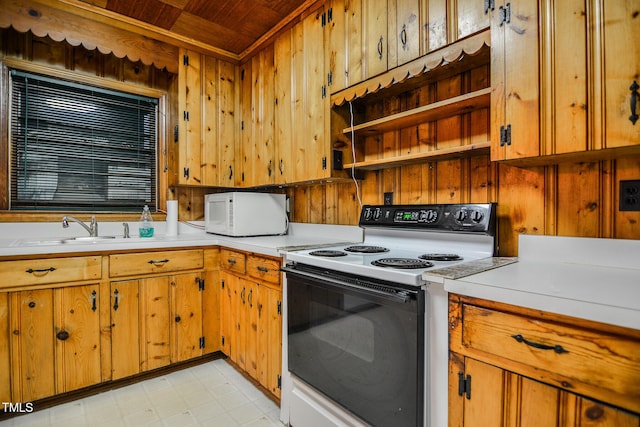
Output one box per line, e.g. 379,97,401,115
10,70,158,211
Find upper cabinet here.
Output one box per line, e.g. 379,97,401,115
492,0,640,163
178,49,237,186
364,1,389,79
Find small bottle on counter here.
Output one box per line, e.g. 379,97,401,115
139,205,154,237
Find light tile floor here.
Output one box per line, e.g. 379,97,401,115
0,359,284,427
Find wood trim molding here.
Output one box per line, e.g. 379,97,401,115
1,0,181,73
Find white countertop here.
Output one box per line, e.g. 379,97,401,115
434,235,640,330
0,221,363,258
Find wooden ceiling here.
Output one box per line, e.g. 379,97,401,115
77,0,313,58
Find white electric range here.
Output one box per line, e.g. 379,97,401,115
282,203,497,427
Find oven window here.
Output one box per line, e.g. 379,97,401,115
288,273,424,426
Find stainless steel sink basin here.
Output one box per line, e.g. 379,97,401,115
62,235,118,244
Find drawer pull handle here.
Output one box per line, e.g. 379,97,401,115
511,334,568,354
25,267,56,274
113,289,120,311
630,80,639,125
257,266,269,273
148,259,169,266
91,290,97,312
227,259,237,265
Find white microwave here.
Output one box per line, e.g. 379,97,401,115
204,192,288,237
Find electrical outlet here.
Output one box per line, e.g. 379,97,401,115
384,192,393,205
619,180,640,211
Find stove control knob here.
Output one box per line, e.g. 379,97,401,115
374,208,383,220
424,210,438,223
454,210,467,222
364,208,373,220
471,210,485,223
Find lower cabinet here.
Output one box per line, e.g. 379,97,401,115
219,248,282,398
448,295,640,427
9,284,101,402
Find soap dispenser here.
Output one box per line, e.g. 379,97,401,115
139,205,154,237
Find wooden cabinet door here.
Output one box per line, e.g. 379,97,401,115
54,284,101,393
490,0,540,160
219,271,234,356
0,292,9,403
139,276,171,371
229,274,244,368
327,0,364,92
10,289,55,401
274,29,294,184
110,280,140,380
257,285,282,398
171,272,203,363
178,48,203,185
364,0,388,78
242,279,259,380
217,60,237,187
455,0,490,41
389,0,420,67
601,0,640,149
202,255,220,355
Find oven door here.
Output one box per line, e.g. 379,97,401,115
284,263,425,427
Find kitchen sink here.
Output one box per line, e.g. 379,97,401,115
15,236,159,247
62,236,118,243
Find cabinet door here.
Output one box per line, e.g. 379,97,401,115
178,48,203,185
243,280,259,380
274,29,294,184
491,0,540,160
0,293,9,403
54,284,101,393
456,0,490,41
390,0,420,67
10,289,55,401
139,276,171,371
217,60,237,187
219,271,234,356
202,255,220,355
171,272,203,363
601,0,640,149
257,285,282,398
110,280,140,380
364,0,388,78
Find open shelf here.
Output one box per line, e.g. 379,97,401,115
342,87,491,137
343,141,490,171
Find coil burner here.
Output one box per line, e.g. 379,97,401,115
344,245,390,253
371,258,435,269
309,250,348,257
419,253,463,261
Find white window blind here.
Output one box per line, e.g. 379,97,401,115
10,70,158,211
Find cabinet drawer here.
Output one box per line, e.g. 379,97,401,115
461,304,640,405
109,249,203,277
0,256,101,288
220,249,246,273
246,255,281,285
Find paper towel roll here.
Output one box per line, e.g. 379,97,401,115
166,200,178,236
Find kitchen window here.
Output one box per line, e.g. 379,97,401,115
9,70,158,212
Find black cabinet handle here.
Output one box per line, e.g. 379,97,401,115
227,258,237,265
28,301,36,308
113,289,119,311
400,25,407,50
175,315,181,323
148,259,169,266
630,80,639,125
257,266,269,273
229,165,233,180
511,334,568,354
25,267,56,274
56,330,70,341
91,290,97,312
377,36,384,59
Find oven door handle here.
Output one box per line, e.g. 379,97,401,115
282,265,415,304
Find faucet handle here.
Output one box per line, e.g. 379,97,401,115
123,222,130,238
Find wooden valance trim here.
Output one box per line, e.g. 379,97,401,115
330,30,491,107
0,0,179,73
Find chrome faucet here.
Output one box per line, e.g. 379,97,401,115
62,215,99,237
122,222,130,238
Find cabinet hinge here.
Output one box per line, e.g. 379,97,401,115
221,335,225,346
221,278,225,289
327,7,333,23
174,125,179,142
183,111,189,121
277,300,282,315
499,3,511,25
197,277,205,291
183,167,190,179
484,0,495,13
322,156,327,170
327,71,333,86
458,372,471,399
277,374,282,389
240,68,245,81
322,85,327,98
500,124,512,146
199,336,205,349
183,55,189,66
241,120,245,130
